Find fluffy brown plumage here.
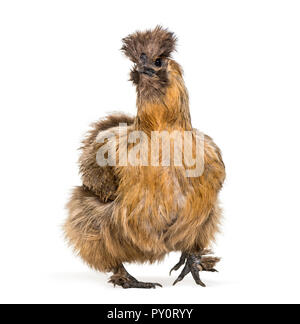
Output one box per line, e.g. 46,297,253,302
64,26,225,288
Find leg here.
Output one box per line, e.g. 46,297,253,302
109,264,162,289
170,250,220,287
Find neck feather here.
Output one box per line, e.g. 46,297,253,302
134,63,192,132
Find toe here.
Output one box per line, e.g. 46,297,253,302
121,281,162,289
195,279,206,287
169,266,178,276
153,283,163,288
145,282,163,289
137,282,163,289
173,277,183,286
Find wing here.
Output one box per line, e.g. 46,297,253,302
203,134,226,192
79,113,134,203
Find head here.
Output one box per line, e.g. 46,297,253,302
121,26,178,100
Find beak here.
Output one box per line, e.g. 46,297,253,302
137,65,155,77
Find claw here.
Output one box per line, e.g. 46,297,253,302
190,262,206,288
172,262,190,286
169,266,179,276
173,277,182,286
154,283,163,288
169,253,187,276
170,251,220,287
195,279,206,287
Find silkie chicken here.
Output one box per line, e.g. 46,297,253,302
64,26,225,288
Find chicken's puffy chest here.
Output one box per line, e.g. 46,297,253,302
115,166,196,246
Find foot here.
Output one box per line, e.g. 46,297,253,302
170,250,220,287
109,264,162,289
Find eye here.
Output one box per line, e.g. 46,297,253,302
140,53,147,62
154,58,162,67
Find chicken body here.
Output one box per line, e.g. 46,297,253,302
64,27,225,288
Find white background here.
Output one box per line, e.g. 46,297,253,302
0,0,300,304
